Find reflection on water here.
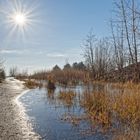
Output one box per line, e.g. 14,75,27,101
19,84,139,140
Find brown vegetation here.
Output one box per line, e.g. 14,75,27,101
80,91,112,129
23,79,42,89
51,69,89,86
113,91,140,127
58,90,76,106
79,87,140,132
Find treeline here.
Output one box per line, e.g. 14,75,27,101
83,0,140,82
9,62,88,86
51,62,88,86
30,62,89,86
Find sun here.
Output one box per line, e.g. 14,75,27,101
12,13,27,26
2,0,39,36
14,13,26,26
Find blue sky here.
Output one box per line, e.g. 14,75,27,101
0,0,113,73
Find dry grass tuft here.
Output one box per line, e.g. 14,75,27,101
80,92,112,129
113,91,140,126
58,90,76,106
24,79,41,89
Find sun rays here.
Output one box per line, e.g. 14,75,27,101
0,0,39,38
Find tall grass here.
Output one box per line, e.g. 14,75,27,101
79,87,140,132
113,91,140,127
112,81,140,90
80,91,112,129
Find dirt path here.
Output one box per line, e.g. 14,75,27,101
0,78,40,140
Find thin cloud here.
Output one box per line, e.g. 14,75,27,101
46,53,66,58
0,49,28,54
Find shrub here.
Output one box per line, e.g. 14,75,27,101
0,69,5,82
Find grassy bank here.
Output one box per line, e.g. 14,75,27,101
79,85,140,137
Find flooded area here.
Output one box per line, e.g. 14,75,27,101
18,84,140,140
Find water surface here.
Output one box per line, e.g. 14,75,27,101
19,85,113,140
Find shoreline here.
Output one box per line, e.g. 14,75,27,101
0,78,41,140
14,89,41,140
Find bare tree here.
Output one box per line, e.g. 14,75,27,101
83,30,113,80
9,67,18,77
120,0,134,64
94,38,112,79
83,30,97,78
113,0,140,82
111,21,126,63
